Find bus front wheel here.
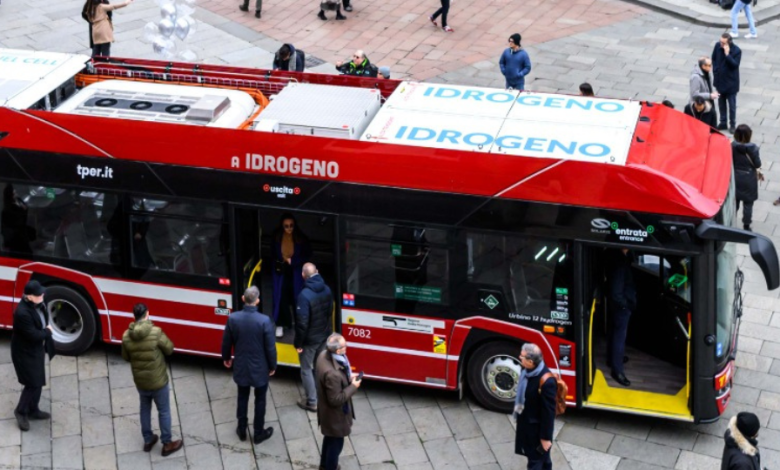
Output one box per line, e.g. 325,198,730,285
467,341,523,413
45,285,97,356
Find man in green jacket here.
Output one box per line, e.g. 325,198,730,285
122,303,183,457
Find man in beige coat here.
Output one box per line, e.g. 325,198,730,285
315,333,361,470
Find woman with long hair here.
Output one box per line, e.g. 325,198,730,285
732,124,761,231
271,214,311,338
82,0,133,57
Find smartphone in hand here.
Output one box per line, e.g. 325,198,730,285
357,371,364,381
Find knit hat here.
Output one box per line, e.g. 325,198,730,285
509,33,521,46
736,412,760,438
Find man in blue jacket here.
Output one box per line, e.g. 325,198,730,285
499,33,532,91
295,263,334,412
712,33,742,134
222,286,277,444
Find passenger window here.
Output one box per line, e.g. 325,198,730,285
0,183,120,264
345,220,449,312
465,232,571,321
130,198,227,277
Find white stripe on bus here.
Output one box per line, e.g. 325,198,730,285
363,373,449,388
348,341,459,361
342,308,446,333
0,295,14,303
0,266,18,282
94,278,233,309
101,310,225,331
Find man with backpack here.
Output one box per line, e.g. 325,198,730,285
514,343,559,470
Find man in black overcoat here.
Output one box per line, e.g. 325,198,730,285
12,280,55,431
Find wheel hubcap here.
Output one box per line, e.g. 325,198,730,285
48,299,84,344
482,354,522,401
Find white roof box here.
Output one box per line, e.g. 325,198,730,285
384,81,519,118
0,49,90,109
54,79,257,128
254,83,381,140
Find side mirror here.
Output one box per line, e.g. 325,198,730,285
749,236,780,290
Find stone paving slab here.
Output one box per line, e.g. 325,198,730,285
622,0,780,27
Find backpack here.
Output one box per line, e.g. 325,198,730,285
538,372,567,416
719,0,734,9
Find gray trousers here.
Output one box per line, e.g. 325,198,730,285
299,340,326,406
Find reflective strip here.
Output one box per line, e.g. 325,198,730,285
348,341,458,361
552,369,576,377
94,278,232,309
0,295,14,303
101,310,225,331
108,338,223,358
363,373,449,388
0,266,18,281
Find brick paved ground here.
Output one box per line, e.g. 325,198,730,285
3,0,780,468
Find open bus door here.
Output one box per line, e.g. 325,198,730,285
232,206,339,367
582,244,694,420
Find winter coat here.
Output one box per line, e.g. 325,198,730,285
684,101,718,128
273,44,306,72
121,320,174,391
89,1,129,45
11,298,54,387
336,57,378,77
271,234,311,322
316,350,357,438
712,42,742,95
721,416,761,470
514,366,556,459
221,305,277,388
499,47,532,90
607,250,637,311
732,141,761,202
294,274,333,349
690,64,714,103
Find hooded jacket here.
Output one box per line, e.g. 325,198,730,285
684,100,718,128
294,274,333,349
690,63,714,103
121,320,174,391
721,415,761,470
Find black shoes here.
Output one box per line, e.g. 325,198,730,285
318,10,327,20
611,371,631,387
336,13,346,19
29,410,50,420
254,427,274,444
744,224,752,231
239,3,249,11
344,4,353,11
143,434,159,452
255,10,261,17
729,126,736,134
237,425,247,441
14,410,29,432
717,123,728,130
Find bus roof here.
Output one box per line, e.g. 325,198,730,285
0,53,732,221
0,49,90,109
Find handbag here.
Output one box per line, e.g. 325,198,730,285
742,148,764,182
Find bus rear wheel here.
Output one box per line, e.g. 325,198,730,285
45,285,97,356
467,341,523,413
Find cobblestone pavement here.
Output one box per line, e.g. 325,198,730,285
3,0,780,468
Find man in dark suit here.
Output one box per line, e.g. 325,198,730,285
606,248,637,387
222,286,277,444
12,280,54,431
514,343,556,470
315,333,362,470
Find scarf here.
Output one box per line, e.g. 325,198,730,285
332,353,352,414
514,360,545,417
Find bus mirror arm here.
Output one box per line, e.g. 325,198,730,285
695,221,780,290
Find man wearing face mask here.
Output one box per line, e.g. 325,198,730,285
12,281,55,431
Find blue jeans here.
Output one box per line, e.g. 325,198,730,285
609,307,632,375
139,383,172,444
731,0,757,35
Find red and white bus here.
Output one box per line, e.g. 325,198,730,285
0,49,777,422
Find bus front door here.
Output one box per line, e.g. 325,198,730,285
583,246,693,421
233,207,339,368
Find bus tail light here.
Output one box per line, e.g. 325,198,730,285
714,361,734,414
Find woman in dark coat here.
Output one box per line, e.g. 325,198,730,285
731,124,761,231
12,281,54,431
271,213,311,338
